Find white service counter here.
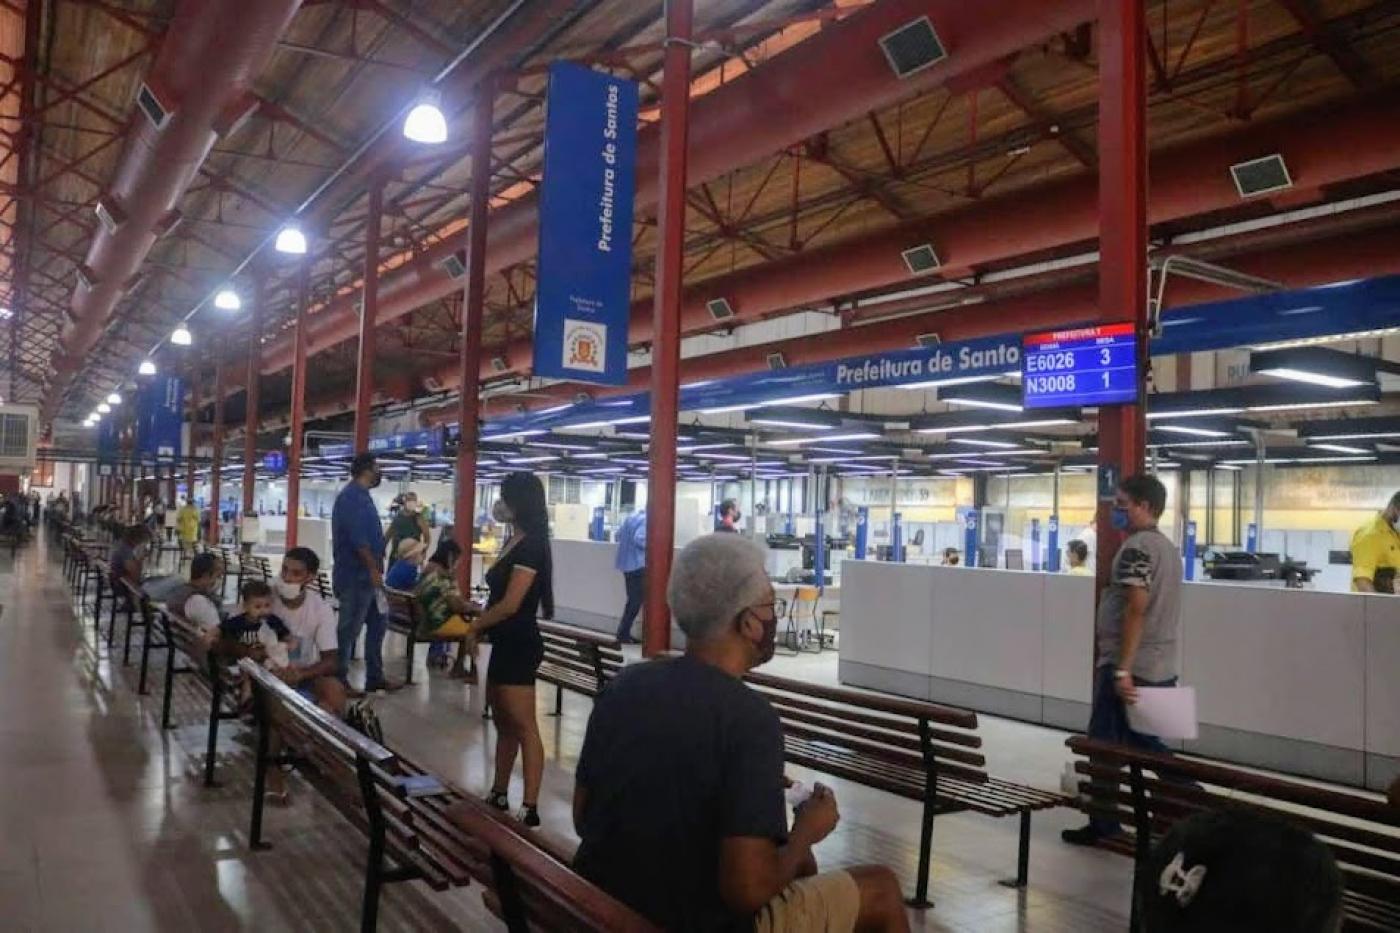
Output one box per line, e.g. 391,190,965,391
839,560,1400,790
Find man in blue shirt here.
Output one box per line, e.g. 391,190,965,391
332,452,397,694
614,507,646,644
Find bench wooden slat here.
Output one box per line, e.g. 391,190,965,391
746,668,979,729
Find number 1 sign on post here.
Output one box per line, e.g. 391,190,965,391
1021,322,1139,409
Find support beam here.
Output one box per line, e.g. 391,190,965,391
353,178,383,451
209,355,225,545
644,0,693,658
1095,0,1149,588
286,264,309,548
185,363,198,511
242,276,262,515
454,89,493,594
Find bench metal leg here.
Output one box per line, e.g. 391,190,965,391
551,683,563,717
357,757,387,933
908,797,935,908
204,678,223,788
107,594,118,649
138,620,156,695
249,694,272,851
122,607,136,665
998,810,1032,888
161,642,177,730
404,636,416,686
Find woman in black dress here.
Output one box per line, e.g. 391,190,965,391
472,472,553,827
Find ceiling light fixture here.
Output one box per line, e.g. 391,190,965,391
1155,424,1231,438
274,224,308,255
769,432,881,447
106,392,122,405
214,288,242,311
170,323,193,346
138,359,157,375
97,402,111,414
402,90,448,144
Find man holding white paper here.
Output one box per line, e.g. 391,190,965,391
1063,473,1183,846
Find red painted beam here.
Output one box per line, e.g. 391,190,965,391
44,0,304,421
256,0,1098,376
352,178,382,451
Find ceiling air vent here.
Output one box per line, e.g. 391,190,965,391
490,356,509,374
916,333,941,348
136,82,172,131
901,244,941,275
706,297,735,321
879,17,948,80
1230,154,1293,199
439,253,467,280
766,352,787,371
94,197,125,235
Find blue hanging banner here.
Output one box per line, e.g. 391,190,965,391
964,509,980,568
1047,514,1060,572
135,375,184,459
891,512,903,563
263,451,286,474
1246,522,1258,554
1184,519,1198,581
532,62,639,386
589,506,605,542
813,507,826,590
1030,518,1042,572
854,506,869,560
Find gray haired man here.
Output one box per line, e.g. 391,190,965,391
572,534,908,933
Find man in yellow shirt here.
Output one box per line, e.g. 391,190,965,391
1351,493,1400,593
176,498,200,557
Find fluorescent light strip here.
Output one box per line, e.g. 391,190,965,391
918,418,1074,435
944,398,1023,413
1246,399,1377,413
951,438,1023,449
1146,408,1245,420
1252,326,1400,351
748,419,836,430
482,429,546,441
1308,431,1400,441
1155,425,1231,438
898,373,1012,391
527,441,596,451
806,455,898,464
675,443,732,453
769,432,880,447
762,393,839,406
1255,367,1367,389
1311,443,1370,454
569,452,610,460
506,456,558,464
1146,440,1248,449
700,403,762,414
1220,455,1376,465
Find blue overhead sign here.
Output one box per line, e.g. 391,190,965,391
532,62,639,386
135,374,184,459
1022,322,1138,409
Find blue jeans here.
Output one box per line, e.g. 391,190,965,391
1086,663,1177,835
337,582,386,686
617,569,645,640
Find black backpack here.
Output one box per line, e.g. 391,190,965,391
344,700,384,745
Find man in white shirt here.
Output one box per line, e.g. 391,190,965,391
272,546,345,715
144,552,224,644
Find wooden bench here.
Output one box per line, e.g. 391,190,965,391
743,670,1068,907
536,620,626,717
241,660,655,933
1066,735,1400,932
158,607,241,787
444,798,660,932
383,587,472,685
119,578,161,688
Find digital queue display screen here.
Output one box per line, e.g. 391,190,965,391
1021,322,1139,409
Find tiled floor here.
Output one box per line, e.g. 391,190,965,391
1,532,1133,931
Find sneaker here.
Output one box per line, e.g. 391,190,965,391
365,679,404,695
484,789,509,812
516,805,540,829
1061,825,1117,846
616,634,637,645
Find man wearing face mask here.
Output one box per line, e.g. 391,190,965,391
332,452,396,695
572,534,909,933
717,498,741,533
270,547,345,713
1063,473,1183,846
1350,491,1400,593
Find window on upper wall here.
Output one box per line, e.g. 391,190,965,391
0,413,28,459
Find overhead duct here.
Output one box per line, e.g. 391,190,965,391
254,0,1099,377
44,0,304,419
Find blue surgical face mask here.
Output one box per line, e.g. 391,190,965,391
1111,507,1131,531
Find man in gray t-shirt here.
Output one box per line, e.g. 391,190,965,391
1064,473,1183,845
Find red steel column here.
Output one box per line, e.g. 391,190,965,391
643,0,693,657
209,355,225,545
286,263,310,547
1095,0,1149,586
454,87,493,594
185,363,198,508
353,178,383,452
242,276,262,514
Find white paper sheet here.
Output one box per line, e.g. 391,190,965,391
1126,685,1198,740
